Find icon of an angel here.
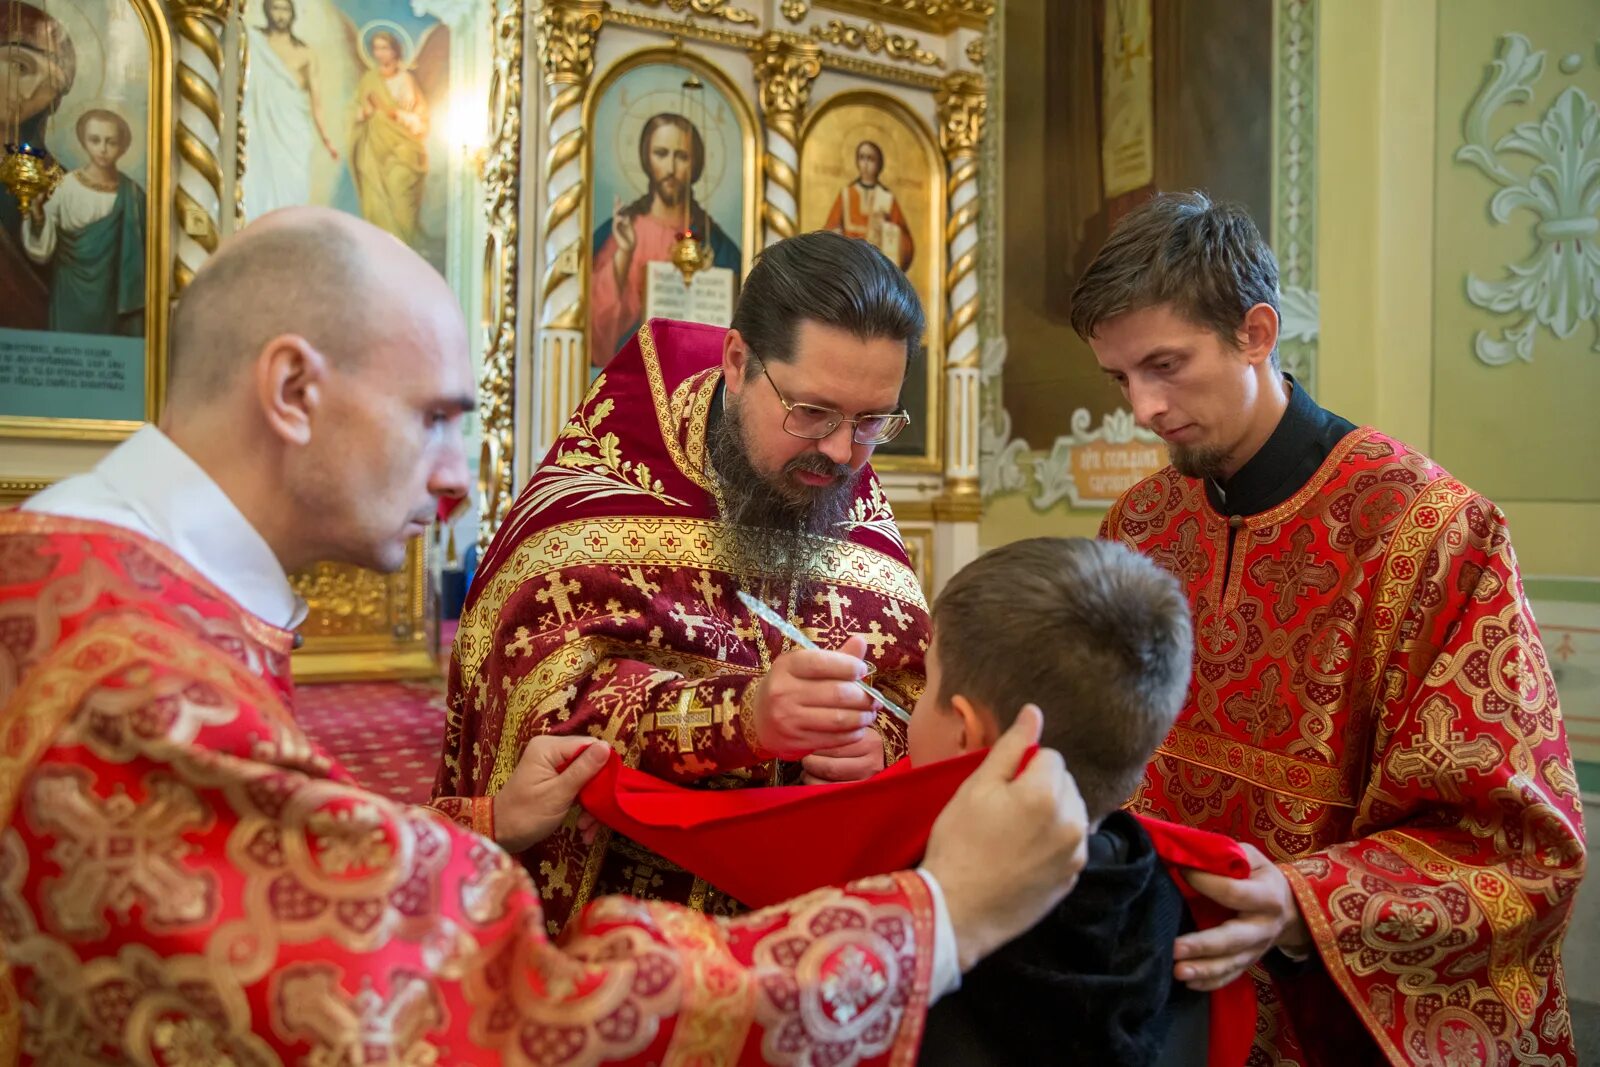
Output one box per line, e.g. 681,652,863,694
340,17,446,245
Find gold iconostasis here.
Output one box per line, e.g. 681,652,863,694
0,0,996,679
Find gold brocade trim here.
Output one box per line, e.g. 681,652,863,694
1183,427,1376,532
686,876,712,914
894,867,937,1064
640,322,716,493
1376,830,1541,1026
0,512,297,656
1351,477,1478,722
1282,826,1548,1064
1216,518,1252,619
424,797,487,836
492,637,631,790
458,517,927,689
738,681,772,760
1157,725,1358,808
1099,497,1125,541
1239,427,1378,531
523,365,694,512
670,366,723,491
473,795,495,839
1279,862,1411,1066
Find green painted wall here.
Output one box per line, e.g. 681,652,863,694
1431,1,1600,504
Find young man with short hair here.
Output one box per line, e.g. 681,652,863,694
1078,190,1584,1065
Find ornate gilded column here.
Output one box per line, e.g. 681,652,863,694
751,33,822,247
167,0,229,292
478,0,536,545
525,0,605,481
232,0,248,230
935,70,987,498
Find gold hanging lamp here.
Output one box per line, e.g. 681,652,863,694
668,70,710,284
0,142,64,213
1,0,66,212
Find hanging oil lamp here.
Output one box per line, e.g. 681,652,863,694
667,71,710,285
1,0,67,213
0,140,64,213
669,224,709,284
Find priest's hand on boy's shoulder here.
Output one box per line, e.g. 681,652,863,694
750,634,878,759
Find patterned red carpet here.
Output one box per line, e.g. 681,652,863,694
294,679,448,805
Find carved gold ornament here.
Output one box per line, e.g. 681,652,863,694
812,0,992,33
934,69,986,156
810,17,943,69
630,0,757,25
534,0,605,85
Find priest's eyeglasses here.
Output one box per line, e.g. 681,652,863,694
755,359,911,446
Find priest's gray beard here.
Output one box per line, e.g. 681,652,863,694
1169,442,1233,481
708,395,862,592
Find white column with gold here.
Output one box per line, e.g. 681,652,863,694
168,0,229,292
529,0,605,480
933,69,986,586
751,32,821,248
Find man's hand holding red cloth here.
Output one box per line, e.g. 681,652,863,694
1174,843,1313,991
493,735,614,853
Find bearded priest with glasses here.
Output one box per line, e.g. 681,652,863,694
437,231,929,933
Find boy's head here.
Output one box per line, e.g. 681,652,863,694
907,537,1193,823
75,108,132,168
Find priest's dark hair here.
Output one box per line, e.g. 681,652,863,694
729,230,924,377
932,537,1193,822
1069,190,1282,370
